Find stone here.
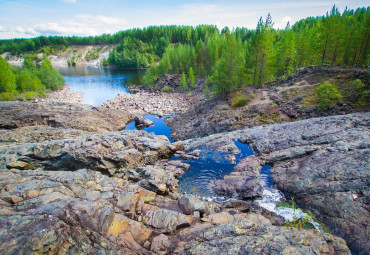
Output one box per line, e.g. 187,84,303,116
201,212,234,225
178,196,195,215
151,234,170,252
176,213,351,255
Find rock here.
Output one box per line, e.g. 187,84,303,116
144,119,153,127
178,196,195,215
0,131,173,176
180,213,351,255
201,212,234,224
151,234,170,253
0,101,133,133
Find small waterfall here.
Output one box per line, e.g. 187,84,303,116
256,165,324,232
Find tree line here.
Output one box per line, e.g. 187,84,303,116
0,54,65,100
0,6,368,96
143,6,369,96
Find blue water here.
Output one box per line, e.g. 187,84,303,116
259,165,273,188
57,67,144,106
124,114,175,143
177,140,254,198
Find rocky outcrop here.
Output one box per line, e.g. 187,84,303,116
0,101,133,133
0,126,91,144
182,112,370,254
174,213,351,255
214,156,263,199
168,66,370,141
0,130,175,176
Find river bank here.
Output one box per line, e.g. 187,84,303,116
40,84,83,104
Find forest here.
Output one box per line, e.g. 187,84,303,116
0,5,369,99
0,55,65,100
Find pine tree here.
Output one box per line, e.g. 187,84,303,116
188,67,195,88
179,72,188,91
212,34,246,97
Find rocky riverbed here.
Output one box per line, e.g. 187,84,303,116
102,89,203,115
180,112,370,254
1,101,362,254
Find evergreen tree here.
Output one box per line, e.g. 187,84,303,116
211,34,246,97
188,67,195,88
179,72,188,91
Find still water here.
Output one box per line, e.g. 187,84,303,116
57,67,144,106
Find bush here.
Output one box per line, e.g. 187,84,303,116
316,81,342,110
231,91,250,107
161,85,173,92
0,92,15,101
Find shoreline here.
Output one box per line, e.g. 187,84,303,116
41,84,84,104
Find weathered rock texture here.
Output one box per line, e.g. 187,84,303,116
172,213,350,255
0,101,133,133
182,112,370,254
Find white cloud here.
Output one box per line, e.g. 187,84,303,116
10,14,128,37
33,22,98,36
0,25,7,32
15,26,38,36
62,0,77,3
275,16,293,29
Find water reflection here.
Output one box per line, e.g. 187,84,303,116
57,67,144,106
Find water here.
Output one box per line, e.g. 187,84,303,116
124,114,175,143
57,67,144,106
177,141,254,199
256,165,324,231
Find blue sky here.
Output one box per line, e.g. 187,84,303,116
0,0,368,39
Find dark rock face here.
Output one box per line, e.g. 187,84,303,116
182,112,369,254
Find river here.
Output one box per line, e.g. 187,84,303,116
57,67,144,106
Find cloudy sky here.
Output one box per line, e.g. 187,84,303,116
0,0,368,39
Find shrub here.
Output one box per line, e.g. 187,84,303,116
0,92,15,101
316,81,342,110
161,85,173,92
231,91,249,107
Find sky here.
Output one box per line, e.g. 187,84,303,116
0,0,368,39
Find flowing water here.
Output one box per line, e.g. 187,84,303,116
58,67,144,106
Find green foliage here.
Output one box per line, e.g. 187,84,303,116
179,72,188,91
142,67,156,87
231,91,250,107
161,85,173,92
202,85,212,100
0,56,17,93
85,47,101,61
0,55,64,101
39,56,65,90
188,67,195,88
278,197,315,231
316,81,342,109
211,34,246,97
